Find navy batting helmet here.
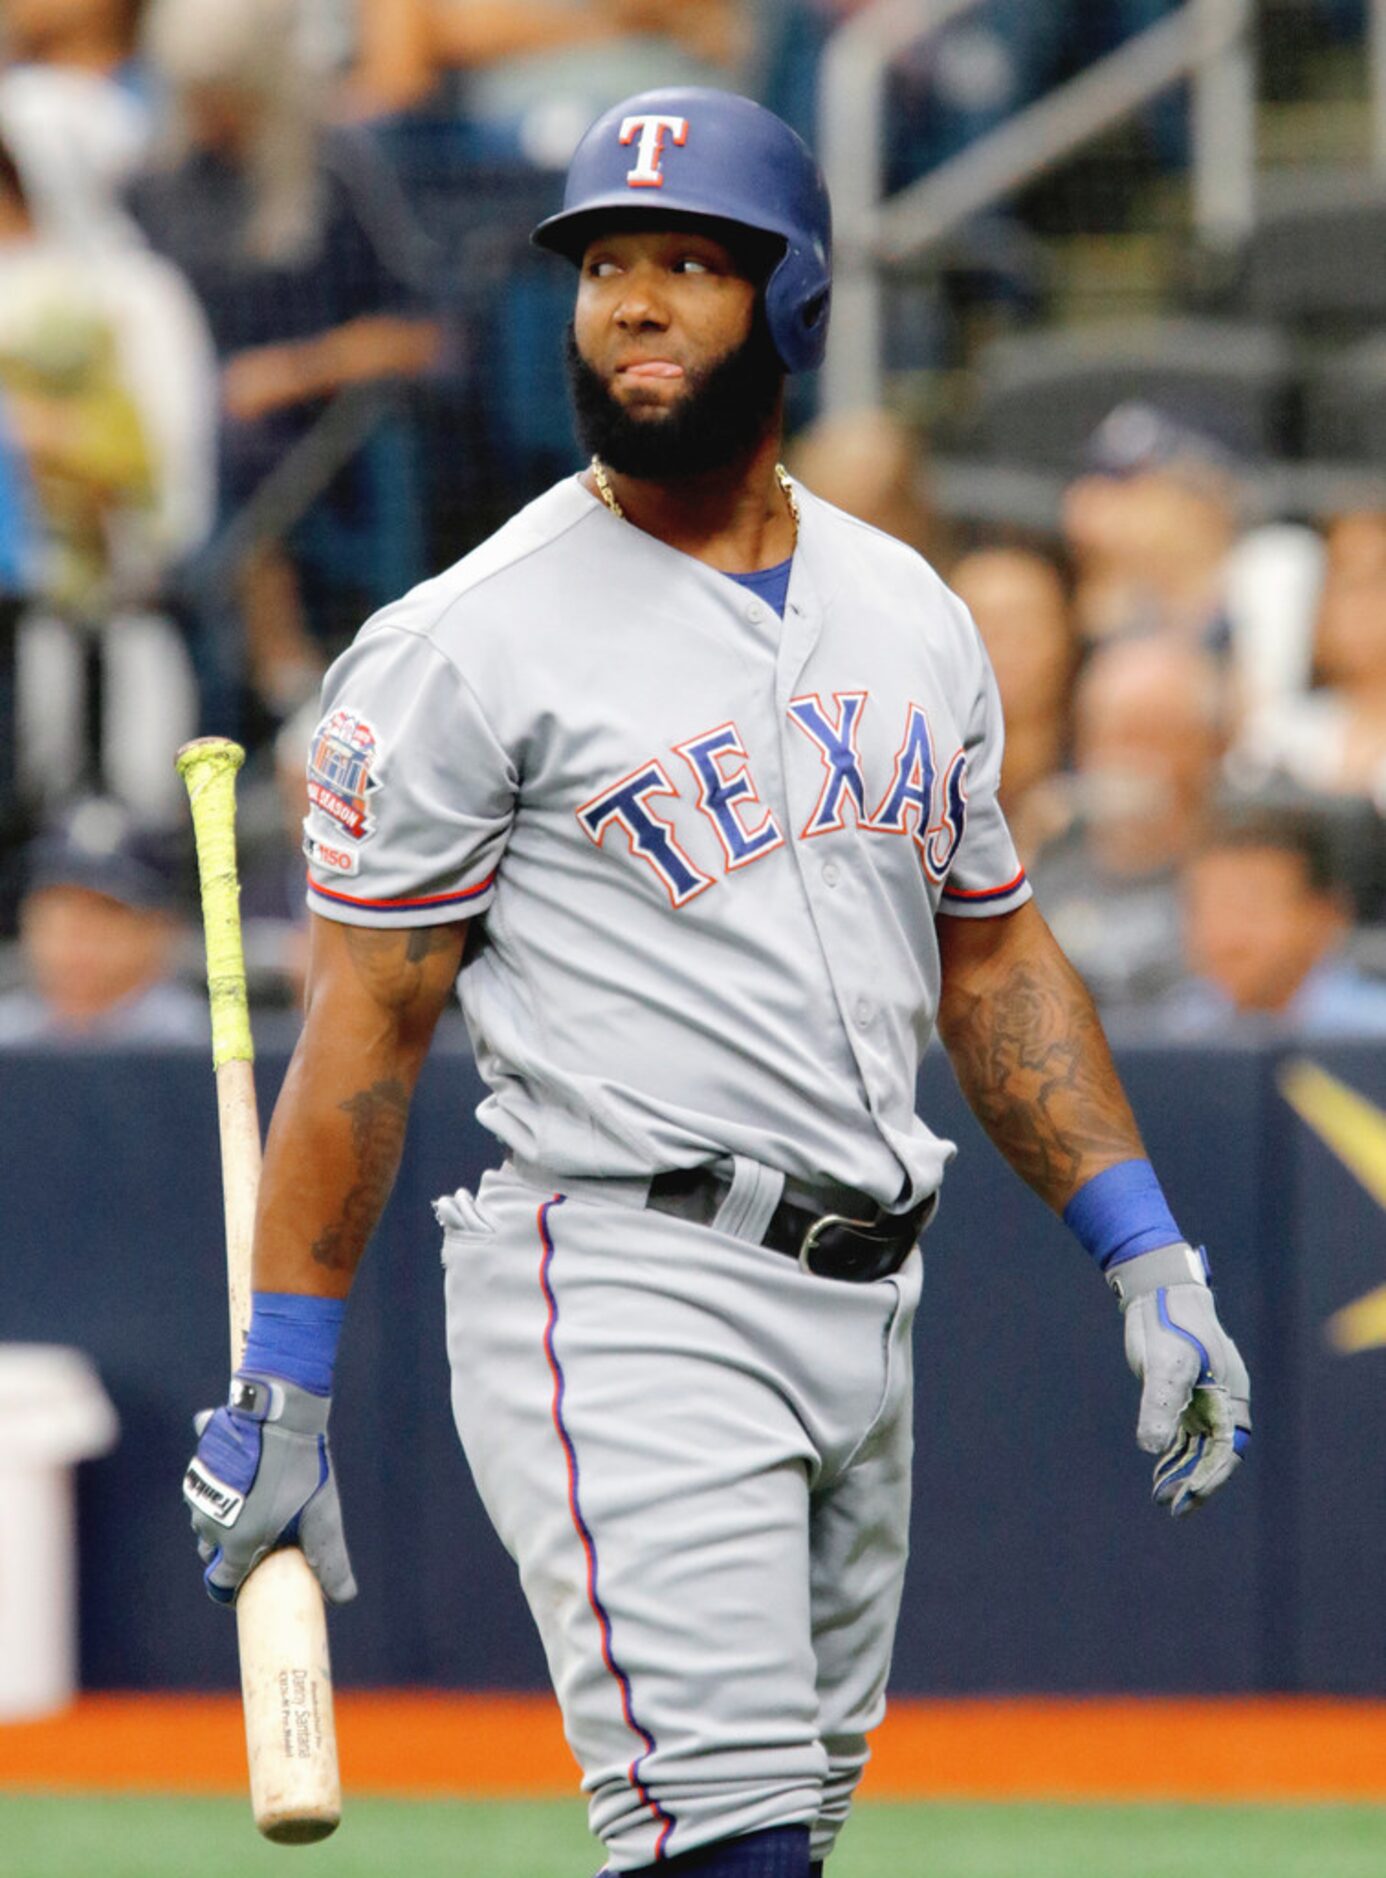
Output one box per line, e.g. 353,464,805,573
532,87,832,375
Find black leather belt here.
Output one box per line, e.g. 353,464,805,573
646,1167,930,1283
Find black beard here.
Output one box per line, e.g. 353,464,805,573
564,317,783,481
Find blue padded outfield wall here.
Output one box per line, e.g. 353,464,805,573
0,1038,1383,1696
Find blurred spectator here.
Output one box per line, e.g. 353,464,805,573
350,1,747,157
0,795,206,1045
1029,636,1226,1011
131,0,441,719
1062,400,1323,715
760,0,1068,189
761,1,1186,181
1062,401,1243,649
1232,511,1386,811
1157,807,1386,1038
0,148,153,616
1223,520,1325,735
0,113,213,825
760,2,1184,197
885,1,1069,191
787,407,944,561
950,545,1078,864
0,0,156,247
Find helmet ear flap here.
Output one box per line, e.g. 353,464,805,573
802,289,830,335
764,246,832,375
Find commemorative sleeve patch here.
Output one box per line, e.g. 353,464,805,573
307,708,382,842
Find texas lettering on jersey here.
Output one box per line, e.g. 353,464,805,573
577,692,967,908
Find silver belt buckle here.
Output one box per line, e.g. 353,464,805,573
797,1209,878,1274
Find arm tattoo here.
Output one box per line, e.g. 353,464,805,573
310,1077,410,1272
341,923,462,1014
943,957,1143,1209
405,926,457,962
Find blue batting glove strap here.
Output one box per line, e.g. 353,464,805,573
1063,1159,1185,1271
241,1290,345,1396
1108,1243,1252,1518
183,1372,357,1607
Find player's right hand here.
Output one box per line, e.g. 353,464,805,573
1107,1243,1252,1518
183,1373,358,1606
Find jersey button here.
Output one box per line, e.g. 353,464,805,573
822,860,840,887
854,997,874,1027
746,601,765,623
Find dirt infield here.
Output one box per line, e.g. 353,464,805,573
4,1696,1386,1801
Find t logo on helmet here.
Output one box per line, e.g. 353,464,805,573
620,114,689,188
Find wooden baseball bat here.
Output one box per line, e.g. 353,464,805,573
177,736,342,1845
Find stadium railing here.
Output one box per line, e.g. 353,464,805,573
820,0,1257,413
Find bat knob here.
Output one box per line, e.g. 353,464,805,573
176,738,247,780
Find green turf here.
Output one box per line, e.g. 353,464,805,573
1,1797,1384,1878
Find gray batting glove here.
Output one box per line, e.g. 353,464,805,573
1107,1243,1251,1518
183,1373,358,1606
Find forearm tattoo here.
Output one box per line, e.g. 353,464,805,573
943,956,1144,1209
310,1077,410,1272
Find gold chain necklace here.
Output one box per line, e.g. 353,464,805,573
590,455,800,537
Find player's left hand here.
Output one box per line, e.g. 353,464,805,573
1106,1243,1251,1518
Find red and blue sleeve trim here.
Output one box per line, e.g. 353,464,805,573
940,866,1027,905
306,870,496,911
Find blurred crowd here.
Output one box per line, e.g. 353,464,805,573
792,399,1386,1041
0,0,1381,1049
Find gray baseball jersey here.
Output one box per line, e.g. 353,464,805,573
303,472,1033,1871
303,473,1030,1210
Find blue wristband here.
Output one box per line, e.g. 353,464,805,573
240,1291,345,1397
1062,1160,1184,1272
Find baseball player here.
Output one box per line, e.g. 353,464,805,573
183,89,1251,1877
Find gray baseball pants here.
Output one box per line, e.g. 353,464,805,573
440,1161,921,1872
